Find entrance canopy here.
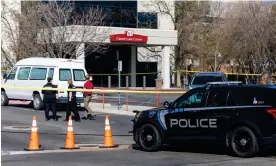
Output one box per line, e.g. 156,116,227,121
37,25,178,89
38,25,177,46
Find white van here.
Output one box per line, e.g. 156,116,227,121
1,57,88,110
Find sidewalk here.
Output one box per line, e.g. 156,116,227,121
89,102,156,116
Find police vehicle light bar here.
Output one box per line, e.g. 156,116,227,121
207,81,243,85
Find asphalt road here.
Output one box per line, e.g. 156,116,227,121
1,104,133,151
2,104,276,166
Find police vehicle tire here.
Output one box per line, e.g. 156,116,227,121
138,124,162,152
229,126,259,158
1,91,9,106
33,94,44,110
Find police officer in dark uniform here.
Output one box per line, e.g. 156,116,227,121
65,79,81,122
42,77,58,121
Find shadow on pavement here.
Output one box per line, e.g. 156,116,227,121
6,103,86,112
131,142,276,157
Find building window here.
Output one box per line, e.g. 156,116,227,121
138,12,157,29
74,1,137,28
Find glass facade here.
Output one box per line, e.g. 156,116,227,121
74,1,137,28
137,12,158,29
29,1,157,29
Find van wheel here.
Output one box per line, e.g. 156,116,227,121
33,94,44,110
228,126,259,158
138,124,162,152
1,91,9,106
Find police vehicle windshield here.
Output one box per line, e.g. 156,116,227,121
192,76,223,85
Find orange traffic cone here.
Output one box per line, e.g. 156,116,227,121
60,116,80,150
24,116,43,151
99,115,118,148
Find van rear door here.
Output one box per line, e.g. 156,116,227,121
57,60,87,102
72,68,86,98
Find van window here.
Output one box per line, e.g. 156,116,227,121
59,69,72,81
48,68,54,79
17,67,31,80
73,69,85,81
7,67,17,80
30,68,47,80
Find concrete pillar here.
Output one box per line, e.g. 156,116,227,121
130,46,136,87
162,46,170,89
143,76,146,89
126,76,129,88
76,43,85,60
108,76,111,88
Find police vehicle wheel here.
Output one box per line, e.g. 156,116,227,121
139,124,162,152
229,126,259,158
33,94,44,110
1,91,9,106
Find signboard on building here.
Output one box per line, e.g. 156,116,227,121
118,61,122,72
109,31,148,43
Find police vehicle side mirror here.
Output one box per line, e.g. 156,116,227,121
168,102,175,108
163,101,169,108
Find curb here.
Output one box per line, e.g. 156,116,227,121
89,103,154,116
93,108,136,116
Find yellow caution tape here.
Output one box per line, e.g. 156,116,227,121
2,69,275,77
89,72,158,76
173,70,276,76
173,70,200,73
1,85,186,94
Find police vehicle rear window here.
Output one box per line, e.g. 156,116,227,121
227,87,276,107
59,69,72,81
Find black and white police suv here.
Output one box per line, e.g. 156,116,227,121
132,82,276,157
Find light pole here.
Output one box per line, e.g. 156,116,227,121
230,60,234,74
214,52,221,72
185,59,192,85
117,50,122,109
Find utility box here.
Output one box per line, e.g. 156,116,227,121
155,79,163,90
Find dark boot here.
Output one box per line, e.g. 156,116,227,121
82,116,88,120
88,114,96,120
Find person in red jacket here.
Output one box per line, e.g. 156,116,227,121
82,75,96,120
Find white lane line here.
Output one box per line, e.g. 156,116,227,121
1,151,11,156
